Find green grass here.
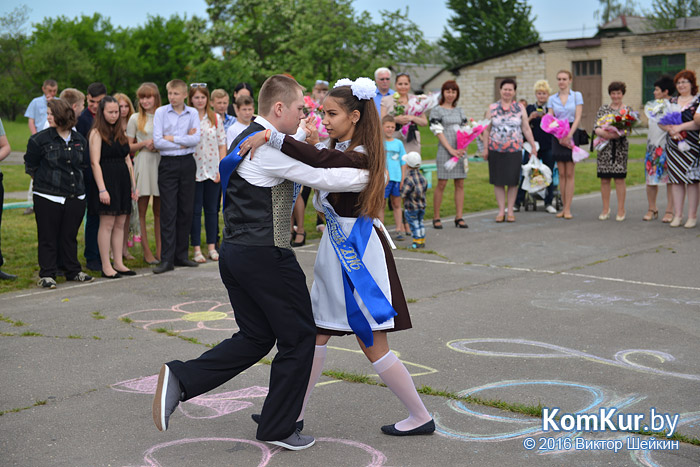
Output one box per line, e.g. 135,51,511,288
1,165,31,193
2,117,31,153
0,126,648,294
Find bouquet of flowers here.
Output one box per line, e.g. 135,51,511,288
521,157,552,193
644,99,668,120
443,119,490,171
456,119,490,149
393,92,440,138
392,93,406,117
592,108,639,151
659,103,690,151
540,114,589,162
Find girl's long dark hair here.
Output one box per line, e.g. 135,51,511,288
93,96,128,145
327,85,385,218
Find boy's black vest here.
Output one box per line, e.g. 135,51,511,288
223,122,295,249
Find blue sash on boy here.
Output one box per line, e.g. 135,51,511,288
321,200,397,347
220,131,261,209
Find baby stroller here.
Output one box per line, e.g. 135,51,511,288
521,163,562,211
523,163,562,211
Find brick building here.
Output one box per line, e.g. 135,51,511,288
423,16,700,132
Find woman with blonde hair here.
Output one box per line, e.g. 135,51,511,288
548,70,584,219
522,80,556,213
127,83,162,264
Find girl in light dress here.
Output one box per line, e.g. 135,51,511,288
245,78,434,436
126,83,162,264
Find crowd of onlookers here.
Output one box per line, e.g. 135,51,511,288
0,66,698,287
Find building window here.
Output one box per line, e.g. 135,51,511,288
573,60,602,77
643,54,685,103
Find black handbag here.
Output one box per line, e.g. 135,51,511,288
576,128,590,146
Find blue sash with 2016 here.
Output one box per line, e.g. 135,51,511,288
323,205,397,348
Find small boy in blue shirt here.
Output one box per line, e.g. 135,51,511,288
401,152,428,249
381,115,407,239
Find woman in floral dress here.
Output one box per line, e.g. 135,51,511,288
643,76,675,222
482,78,538,223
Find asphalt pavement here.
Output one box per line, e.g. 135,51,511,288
1,185,699,467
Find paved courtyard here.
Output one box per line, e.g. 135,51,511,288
1,185,699,466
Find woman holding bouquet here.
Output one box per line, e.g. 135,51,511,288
381,73,428,154
659,70,700,228
593,81,632,221
548,70,584,219
482,78,538,223
430,80,468,229
644,76,675,223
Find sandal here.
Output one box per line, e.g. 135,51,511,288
495,214,505,223
506,215,515,223
208,249,219,261
661,211,674,223
643,210,658,221
454,218,468,228
432,219,443,229
193,251,207,263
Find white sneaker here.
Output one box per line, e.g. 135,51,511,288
545,205,557,214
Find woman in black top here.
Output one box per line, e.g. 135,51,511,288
24,99,94,288
89,96,138,278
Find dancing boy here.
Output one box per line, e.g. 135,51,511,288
153,75,368,451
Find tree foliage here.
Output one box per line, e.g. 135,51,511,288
0,8,210,119
439,0,540,68
646,0,700,30
200,0,432,89
594,0,639,24
1,1,432,118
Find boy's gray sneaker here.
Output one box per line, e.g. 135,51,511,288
153,364,183,431
38,277,57,289
266,429,315,451
68,272,94,282
251,413,304,432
